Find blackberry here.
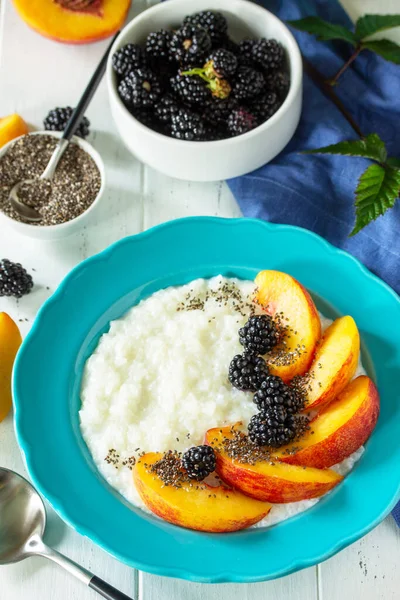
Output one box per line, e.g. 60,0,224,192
227,107,257,136
239,314,279,354
171,108,206,141
145,30,173,65
228,352,269,392
220,35,240,56
238,39,257,66
248,409,297,448
249,91,281,124
232,66,265,100
204,49,238,79
170,73,209,106
182,445,216,480
265,70,290,99
154,94,181,125
202,96,237,127
170,25,211,67
112,43,144,77
183,11,228,45
180,67,231,100
43,107,90,139
118,69,162,108
252,39,284,73
131,107,159,130
253,375,305,414
0,259,33,298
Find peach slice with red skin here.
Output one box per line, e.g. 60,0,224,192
276,376,379,469
12,0,131,45
205,425,343,503
134,452,271,532
255,270,321,382
302,315,360,411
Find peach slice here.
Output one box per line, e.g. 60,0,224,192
0,313,22,422
0,114,29,149
276,376,379,469
205,426,343,503
302,316,360,411
134,452,271,532
255,270,321,382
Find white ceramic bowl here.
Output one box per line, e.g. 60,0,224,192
0,131,105,240
107,0,302,182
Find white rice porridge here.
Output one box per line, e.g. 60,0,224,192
79,275,366,528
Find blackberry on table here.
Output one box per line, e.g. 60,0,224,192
249,91,282,124
252,39,284,73
118,68,162,108
112,43,144,77
171,108,206,141
229,352,269,392
182,445,216,481
154,94,181,125
204,49,238,79
248,409,297,447
43,107,90,139
239,314,279,354
170,73,209,106
265,70,290,99
145,30,173,65
227,107,257,136
183,11,228,45
170,25,211,67
253,375,305,414
232,66,265,100
0,259,33,298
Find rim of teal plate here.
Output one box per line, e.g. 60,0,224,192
12,217,400,583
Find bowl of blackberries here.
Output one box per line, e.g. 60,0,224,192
107,0,302,181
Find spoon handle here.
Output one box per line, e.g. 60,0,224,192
89,576,134,600
62,31,120,141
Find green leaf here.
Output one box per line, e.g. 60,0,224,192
387,157,400,168
304,134,387,163
361,38,400,64
287,17,357,44
355,14,400,40
350,164,400,235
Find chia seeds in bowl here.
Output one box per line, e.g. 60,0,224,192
0,134,102,228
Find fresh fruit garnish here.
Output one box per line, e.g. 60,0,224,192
0,260,33,298
183,11,228,45
0,313,22,422
232,66,265,100
134,451,271,532
204,49,238,79
239,314,279,355
248,408,308,448
0,114,29,149
170,25,212,67
112,43,144,77
43,107,90,139
251,39,284,72
255,270,321,382
118,69,162,109
276,376,379,468
182,445,216,480
228,351,269,392
253,375,305,414
205,425,343,503
170,108,206,141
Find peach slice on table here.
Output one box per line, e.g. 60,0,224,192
134,452,271,532
255,270,321,382
302,315,360,411
0,313,22,422
276,376,379,469
205,425,343,503
0,114,29,149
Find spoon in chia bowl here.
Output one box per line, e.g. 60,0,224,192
9,32,119,223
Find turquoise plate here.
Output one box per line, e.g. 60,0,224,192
13,217,400,583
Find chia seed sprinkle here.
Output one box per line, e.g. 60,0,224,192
0,134,101,226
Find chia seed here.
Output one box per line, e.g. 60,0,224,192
0,134,101,226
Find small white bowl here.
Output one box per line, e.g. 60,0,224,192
0,131,105,240
107,0,302,182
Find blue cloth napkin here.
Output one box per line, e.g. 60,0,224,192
226,0,400,523
228,0,400,296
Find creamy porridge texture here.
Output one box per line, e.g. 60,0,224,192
79,275,366,527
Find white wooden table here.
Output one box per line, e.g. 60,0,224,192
1,1,400,598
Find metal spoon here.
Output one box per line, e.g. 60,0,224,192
9,31,119,223
0,467,133,600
